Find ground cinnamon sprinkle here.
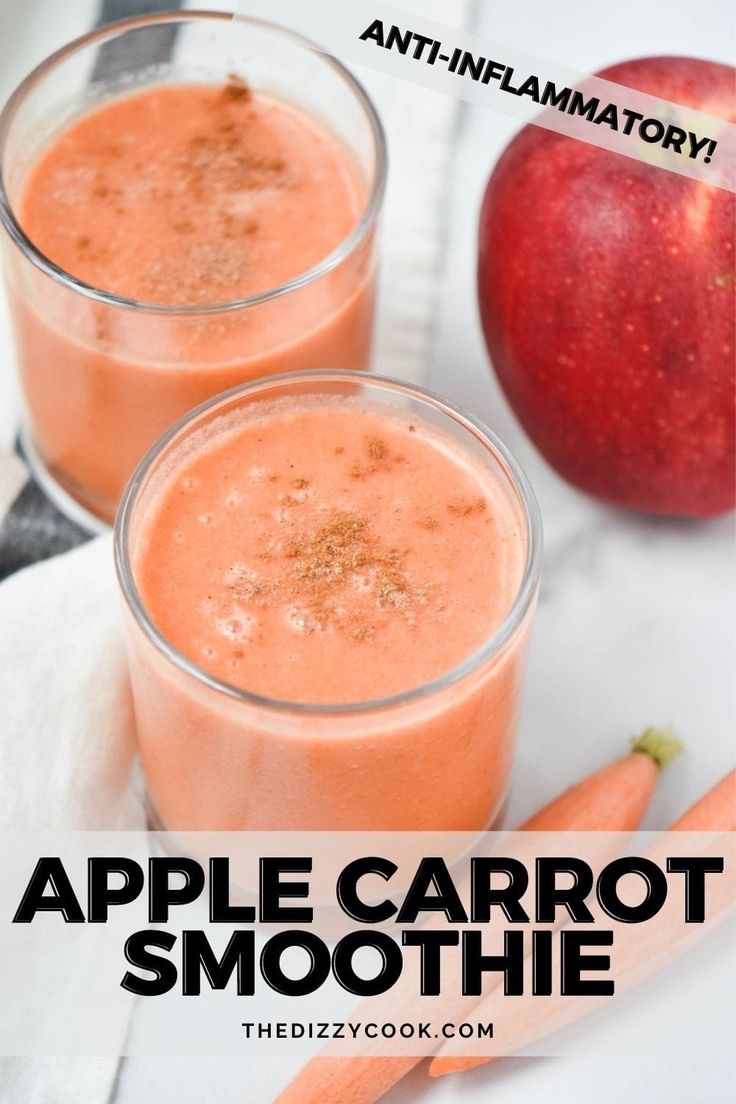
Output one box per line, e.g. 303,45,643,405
178,79,287,203
366,437,387,460
222,73,252,102
183,131,286,193
447,497,487,517
347,439,399,480
246,510,417,635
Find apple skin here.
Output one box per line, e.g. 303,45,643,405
478,56,735,517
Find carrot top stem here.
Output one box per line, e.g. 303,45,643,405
630,726,683,769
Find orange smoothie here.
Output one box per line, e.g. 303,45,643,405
6,82,376,520
121,383,538,832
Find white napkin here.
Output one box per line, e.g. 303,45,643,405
0,536,145,1104
0,534,144,833
0,1059,126,1104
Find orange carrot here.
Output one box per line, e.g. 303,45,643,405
273,729,681,1104
430,767,735,1077
668,769,736,831
519,726,682,831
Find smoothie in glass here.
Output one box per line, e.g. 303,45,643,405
0,13,384,524
19,82,365,308
116,372,541,832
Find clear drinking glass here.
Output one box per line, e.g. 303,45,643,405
115,370,542,833
0,12,386,528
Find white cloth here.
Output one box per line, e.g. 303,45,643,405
0,537,145,1104
0,535,145,833
0,1059,125,1104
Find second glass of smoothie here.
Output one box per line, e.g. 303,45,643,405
0,12,385,525
115,371,542,833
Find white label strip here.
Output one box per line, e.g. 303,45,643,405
234,0,735,192
2,831,733,1058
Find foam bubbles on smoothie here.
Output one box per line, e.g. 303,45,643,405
225,562,258,586
216,612,256,642
285,604,321,634
287,485,313,504
352,573,374,594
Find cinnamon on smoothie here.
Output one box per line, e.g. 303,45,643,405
134,399,525,703
8,80,377,518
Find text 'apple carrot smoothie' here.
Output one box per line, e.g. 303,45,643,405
116,373,541,833
0,13,385,524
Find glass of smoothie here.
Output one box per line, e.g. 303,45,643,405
0,13,385,527
115,370,542,833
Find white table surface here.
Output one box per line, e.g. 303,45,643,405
1,0,734,1101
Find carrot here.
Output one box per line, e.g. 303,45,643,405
668,769,735,831
430,767,735,1077
519,725,682,831
273,729,681,1104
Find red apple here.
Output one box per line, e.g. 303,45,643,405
478,56,735,517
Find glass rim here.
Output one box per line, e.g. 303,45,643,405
0,9,387,316
114,369,543,716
